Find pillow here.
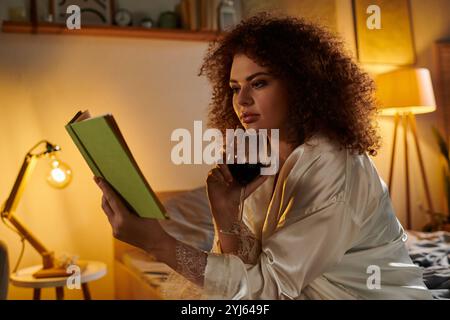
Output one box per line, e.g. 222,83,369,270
159,187,214,251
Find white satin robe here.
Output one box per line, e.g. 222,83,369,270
203,135,433,299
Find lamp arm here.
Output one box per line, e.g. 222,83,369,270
2,139,59,213
1,153,54,269
3,154,36,214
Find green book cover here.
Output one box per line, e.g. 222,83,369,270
65,110,167,220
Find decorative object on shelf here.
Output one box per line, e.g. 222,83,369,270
353,0,415,65
44,14,54,23
0,140,74,278
218,0,238,31
114,8,133,27
177,0,241,32
8,6,27,22
375,68,437,230
51,0,114,25
140,17,155,29
158,11,179,29
177,0,190,30
188,0,200,30
30,0,38,29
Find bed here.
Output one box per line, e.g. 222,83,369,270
113,187,450,300
406,231,450,299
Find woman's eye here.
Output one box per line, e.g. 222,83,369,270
252,80,266,89
231,80,266,94
231,87,240,94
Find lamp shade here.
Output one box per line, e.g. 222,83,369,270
375,68,436,116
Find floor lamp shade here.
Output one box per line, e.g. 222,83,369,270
376,68,436,115
375,67,437,230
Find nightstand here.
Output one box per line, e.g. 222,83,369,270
10,260,107,300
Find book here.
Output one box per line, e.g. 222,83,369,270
187,0,199,30
178,0,190,30
200,0,208,31
65,110,167,220
33,261,88,279
209,0,220,31
199,0,220,31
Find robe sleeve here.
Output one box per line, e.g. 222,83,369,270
203,149,360,299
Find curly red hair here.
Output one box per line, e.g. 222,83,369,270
198,12,381,156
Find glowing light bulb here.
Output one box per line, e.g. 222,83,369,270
47,156,72,188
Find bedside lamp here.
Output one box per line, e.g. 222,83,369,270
376,68,436,230
1,140,72,278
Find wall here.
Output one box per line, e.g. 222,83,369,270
0,0,449,300
0,30,212,300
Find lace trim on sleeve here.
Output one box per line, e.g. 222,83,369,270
174,241,207,287
220,221,261,265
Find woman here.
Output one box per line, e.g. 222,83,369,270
94,13,432,299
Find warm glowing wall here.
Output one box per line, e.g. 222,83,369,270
0,0,449,300
0,34,213,299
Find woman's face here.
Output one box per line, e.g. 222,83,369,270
229,54,290,135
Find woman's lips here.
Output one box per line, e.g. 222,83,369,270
241,113,260,124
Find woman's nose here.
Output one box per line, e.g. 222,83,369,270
237,86,253,107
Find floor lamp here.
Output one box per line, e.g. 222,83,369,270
376,68,437,230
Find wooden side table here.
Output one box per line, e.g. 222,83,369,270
10,261,107,300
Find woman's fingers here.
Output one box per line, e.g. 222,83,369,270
207,166,234,188
101,195,115,221
217,164,233,183
211,167,226,183
218,149,234,184
94,176,127,214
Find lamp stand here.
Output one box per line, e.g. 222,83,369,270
388,112,435,230
1,141,73,278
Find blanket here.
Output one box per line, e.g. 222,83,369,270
407,231,450,300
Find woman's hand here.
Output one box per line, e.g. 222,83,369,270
94,176,209,287
206,163,269,229
93,176,175,260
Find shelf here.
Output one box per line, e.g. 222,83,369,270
1,21,221,42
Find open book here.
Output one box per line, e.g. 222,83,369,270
65,110,167,220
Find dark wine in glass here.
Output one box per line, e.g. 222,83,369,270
227,162,267,186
